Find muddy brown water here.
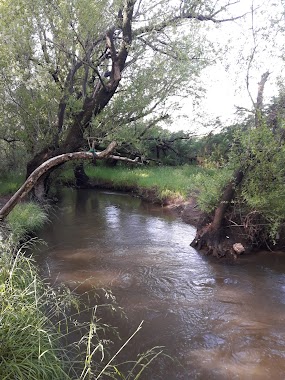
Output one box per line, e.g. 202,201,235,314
35,189,285,379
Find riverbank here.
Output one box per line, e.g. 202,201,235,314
58,164,206,227
66,165,284,256
86,177,204,227
2,163,284,255
82,179,253,257
0,164,274,258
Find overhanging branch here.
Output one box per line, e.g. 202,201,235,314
0,141,141,220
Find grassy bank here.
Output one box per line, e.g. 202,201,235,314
0,202,70,379
6,202,48,240
0,243,71,379
0,164,229,211
60,164,208,202
58,163,231,211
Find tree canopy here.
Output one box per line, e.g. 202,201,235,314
0,0,248,176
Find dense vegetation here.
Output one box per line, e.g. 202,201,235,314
1,0,285,377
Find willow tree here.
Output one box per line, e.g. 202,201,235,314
0,0,247,198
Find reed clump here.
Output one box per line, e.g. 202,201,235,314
6,202,49,240
0,242,72,379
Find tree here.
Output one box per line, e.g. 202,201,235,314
0,141,145,219
0,0,248,198
191,70,285,256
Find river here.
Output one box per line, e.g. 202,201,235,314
35,188,285,379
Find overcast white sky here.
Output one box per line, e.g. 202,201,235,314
169,0,284,134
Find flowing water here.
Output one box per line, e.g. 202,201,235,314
35,188,285,379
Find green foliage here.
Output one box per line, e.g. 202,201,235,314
0,0,222,171
189,168,234,212
6,202,48,239
0,173,25,195
233,125,285,241
59,164,203,201
191,125,244,167
0,141,28,177
0,243,71,380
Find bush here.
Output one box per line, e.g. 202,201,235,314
189,168,233,213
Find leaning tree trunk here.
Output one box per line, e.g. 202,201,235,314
191,169,244,257
0,142,141,220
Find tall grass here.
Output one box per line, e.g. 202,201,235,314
0,242,72,380
58,164,207,201
6,202,49,240
84,164,232,210
86,165,203,198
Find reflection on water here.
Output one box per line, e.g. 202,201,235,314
36,189,285,379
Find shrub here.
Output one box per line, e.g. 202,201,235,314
189,168,234,213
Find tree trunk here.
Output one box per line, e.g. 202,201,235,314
255,71,270,128
191,169,244,257
74,163,90,187
33,175,48,200
26,2,135,181
0,142,140,220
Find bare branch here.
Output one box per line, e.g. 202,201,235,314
246,46,257,108
109,154,142,164
138,37,179,59
118,0,135,70
106,29,121,83
134,8,249,37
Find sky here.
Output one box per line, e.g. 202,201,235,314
169,0,284,134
